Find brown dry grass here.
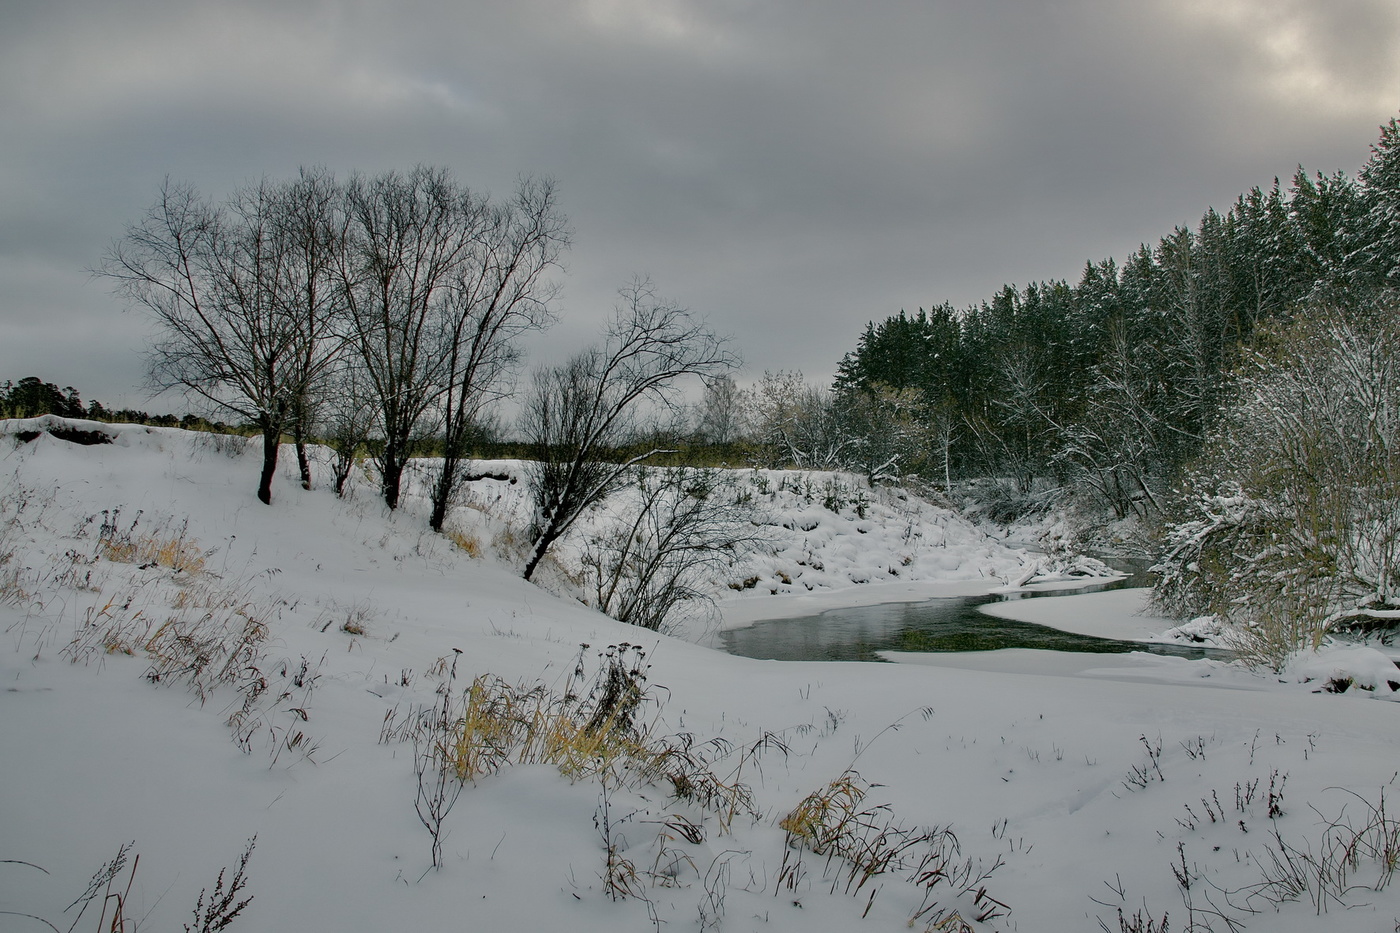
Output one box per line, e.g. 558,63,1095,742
100,531,207,574
444,528,483,559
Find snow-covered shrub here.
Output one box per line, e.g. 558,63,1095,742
1153,298,1400,669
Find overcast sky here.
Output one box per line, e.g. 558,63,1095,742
2,0,1398,409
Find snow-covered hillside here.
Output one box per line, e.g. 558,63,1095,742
3,418,1399,932
408,454,1104,637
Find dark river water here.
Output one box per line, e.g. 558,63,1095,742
720,560,1223,663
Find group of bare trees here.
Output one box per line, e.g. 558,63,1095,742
686,370,947,487
104,169,745,615
102,166,568,521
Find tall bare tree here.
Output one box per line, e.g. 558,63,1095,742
269,167,349,490
101,175,345,504
693,373,743,446
339,167,565,513
520,280,736,581
428,176,567,531
338,167,481,510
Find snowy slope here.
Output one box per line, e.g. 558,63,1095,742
3,418,1399,933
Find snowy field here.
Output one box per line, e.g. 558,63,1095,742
3,418,1399,933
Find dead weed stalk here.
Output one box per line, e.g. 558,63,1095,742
778,769,1008,927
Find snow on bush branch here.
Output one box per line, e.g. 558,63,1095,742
1152,296,1400,670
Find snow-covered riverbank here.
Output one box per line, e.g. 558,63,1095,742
3,419,1398,932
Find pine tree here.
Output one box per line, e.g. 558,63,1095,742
1353,117,1400,288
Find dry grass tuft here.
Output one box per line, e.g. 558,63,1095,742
0,493,37,606
142,602,269,702
444,644,655,783
779,770,870,855
62,580,162,661
392,643,765,838
314,599,375,637
444,528,482,559
450,673,636,780
0,546,27,606
61,557,280,709
778,769,1008,926
97,509,208,574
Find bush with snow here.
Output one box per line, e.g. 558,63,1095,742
1153,299,1400,670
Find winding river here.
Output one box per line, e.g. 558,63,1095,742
720,561,1222,663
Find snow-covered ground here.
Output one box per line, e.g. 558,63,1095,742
3,418,1399,932
979,587,1174,642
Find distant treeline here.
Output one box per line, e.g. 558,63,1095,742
0,375,755,467
831,114,1400,517
0,376,247,434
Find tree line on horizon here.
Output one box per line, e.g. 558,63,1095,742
0,376,240,432
826,115,1400,519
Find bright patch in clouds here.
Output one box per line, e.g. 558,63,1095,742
1177,0,1400,112
579,0,744,58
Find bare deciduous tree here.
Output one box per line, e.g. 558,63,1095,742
744,371,852,470
339,168,565,514
428,176,567,531
270,167,348,490
318,357,377,498
693,374,744,447
338,166,478,511
101,173,345,504
1053,324,1167,519
520,280,736,581
841,384,934,485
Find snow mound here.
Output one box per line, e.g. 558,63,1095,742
1287,644,1400,696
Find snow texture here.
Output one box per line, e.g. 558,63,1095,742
3,418,1399,932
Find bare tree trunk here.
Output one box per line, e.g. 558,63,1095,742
380,440,407,511
257,417,284,505
296,441,312,490
522,523,560,581
334,461,352,497
292,409,312,490
429,455,458,532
